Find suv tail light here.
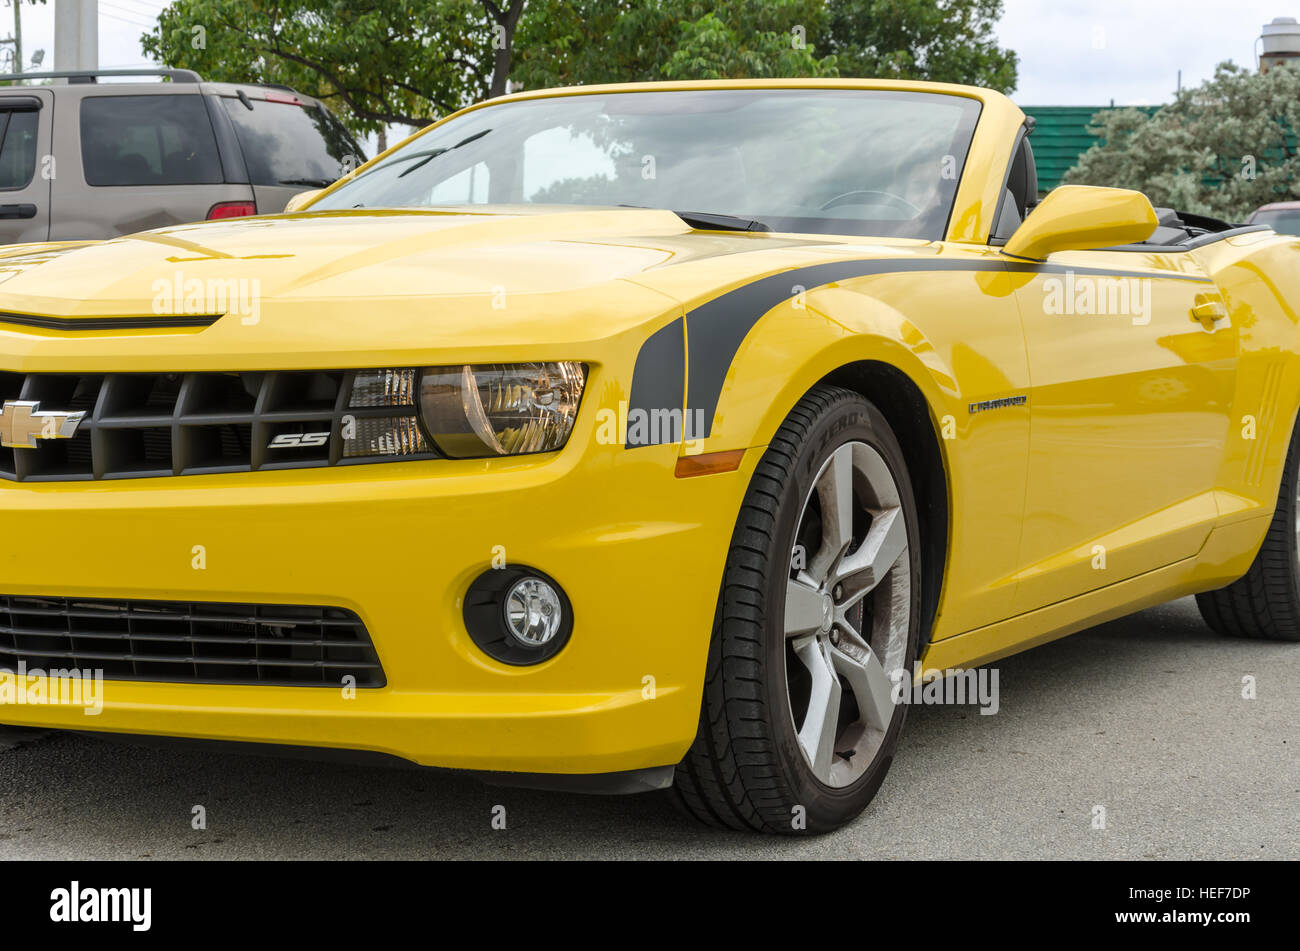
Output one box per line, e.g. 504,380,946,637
207,200,257,220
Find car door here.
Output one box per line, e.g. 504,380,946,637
1007,248,1236,613
0,90,53,245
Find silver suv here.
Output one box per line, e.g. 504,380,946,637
0,68,365,244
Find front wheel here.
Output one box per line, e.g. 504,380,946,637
670,385,923,834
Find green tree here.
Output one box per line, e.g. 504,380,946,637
512,0,837,87
1064,62,1300,220
826,0,1017,92
141,0,525,134
143,0,1018,136
512,0,1016,88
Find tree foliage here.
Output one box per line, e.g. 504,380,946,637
826,0,1017,92
142,0,1018,135
1064,62,1300,221
512,0,839,86
141,0,524,133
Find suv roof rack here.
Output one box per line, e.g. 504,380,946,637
0,68,203,85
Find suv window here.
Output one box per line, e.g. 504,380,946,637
80,95,224,187
221,97,364,187
0,107,39,189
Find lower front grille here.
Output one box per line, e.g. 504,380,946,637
0,596,385,687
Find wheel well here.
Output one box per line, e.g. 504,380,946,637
822,362,949,647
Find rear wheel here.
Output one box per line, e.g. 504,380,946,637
670,385,922,834
1196,422,1300,641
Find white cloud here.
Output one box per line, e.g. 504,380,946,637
1000,0,1292,104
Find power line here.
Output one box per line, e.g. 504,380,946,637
102,1,157,19
100,12,157,32
101,4,156,25
105,0,169,15
100,7,157,27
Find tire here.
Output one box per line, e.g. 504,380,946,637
669,384,923,834
1196,422,1300,641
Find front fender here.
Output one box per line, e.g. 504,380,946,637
672,260,1033,638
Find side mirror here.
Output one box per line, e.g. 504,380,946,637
284,189,323,213
1003,185,1158,260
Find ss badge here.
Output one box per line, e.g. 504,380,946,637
268,431,330,449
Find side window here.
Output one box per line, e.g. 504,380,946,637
0,108,39,190
80,95,224,187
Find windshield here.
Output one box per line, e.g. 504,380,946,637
1252,209,1300,236
313,89,983,239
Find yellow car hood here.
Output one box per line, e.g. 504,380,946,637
0,207,864,313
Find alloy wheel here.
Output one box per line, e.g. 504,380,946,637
783,441,911,788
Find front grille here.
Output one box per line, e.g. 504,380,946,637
0,369,437,481
0,595,385,687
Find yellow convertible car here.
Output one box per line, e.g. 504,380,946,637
2,79,1298,834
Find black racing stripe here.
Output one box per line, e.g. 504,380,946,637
0,312,221,331
673,257,1214,442
684,259,995,440
625,316,686,448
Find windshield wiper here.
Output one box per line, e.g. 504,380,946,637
674,211,772,233
280,177,335,187
619,205,770,232
395,129,494,179
394,147,449,178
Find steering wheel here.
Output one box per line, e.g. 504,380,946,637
819,189,921,216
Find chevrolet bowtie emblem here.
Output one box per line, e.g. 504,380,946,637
0,399,86,449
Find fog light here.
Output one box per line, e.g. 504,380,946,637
463,567,573,665
504,577,563,646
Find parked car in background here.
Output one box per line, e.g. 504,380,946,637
1246,201,1300,236
0,69,364,244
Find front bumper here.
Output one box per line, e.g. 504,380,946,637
0,440,755,774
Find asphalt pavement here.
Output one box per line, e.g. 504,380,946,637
1,596,1295,860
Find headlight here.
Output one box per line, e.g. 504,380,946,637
419,362,586,458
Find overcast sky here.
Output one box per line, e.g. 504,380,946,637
999,0,1287,104
4,0,1293,109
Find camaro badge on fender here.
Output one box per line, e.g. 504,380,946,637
0,399,86,449
969,395,1027,415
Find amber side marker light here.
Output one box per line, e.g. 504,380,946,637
675,449,746,478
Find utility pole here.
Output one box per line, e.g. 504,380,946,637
11,0,20,73
54,0,97,72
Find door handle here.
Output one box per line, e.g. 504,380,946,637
0,203,36,220
1190,294,1228,330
